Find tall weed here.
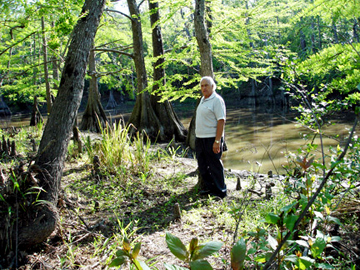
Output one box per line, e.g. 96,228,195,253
83,122,153,178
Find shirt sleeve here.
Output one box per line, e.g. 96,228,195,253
214,96,226,121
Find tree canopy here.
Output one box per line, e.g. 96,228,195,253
0,0,358,118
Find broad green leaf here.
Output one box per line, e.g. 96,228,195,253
298,256,315,270
123,237,131,252
109,256,127,267
315,263,335,269
164,263,188,270
280,202,297,214
192,241,223,261
284,214,298,231
265,213,280,224
267,234,278,250
138,260,151,270
254,252,272,263
284,254,298,264
190,237,199,253
132,242,141,259
166,232,188,261
133,259,143,270
329,236,341,242
116,249,127,257
314,211,324,220
231,238,246,270
254,256,267,263
133,259,151,270
296,240,309,248
189,260,213,270
326,216,342,226
310,237,326,258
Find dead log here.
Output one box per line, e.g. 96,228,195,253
2,135,8,155
173,203,181,220
72,124,83,155
10,141,16,156
236,176,242,190
30,96,44,127
30,138,37,152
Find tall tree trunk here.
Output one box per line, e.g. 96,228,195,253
194,0,214,77
127,0,180,141
4,0,106,249
105,90,118,109
189,0,215,190
79,47,108,132
187,0,215,150
148,0,187,141
41,16,53,114
50,21,59,89
30,96,43,126
127,0,157,139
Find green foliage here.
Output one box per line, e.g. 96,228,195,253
110,232,225,270
166,233,189,261
231,238,246,270
109,237,150,269
303,0,360,23
285,43,360,111
0,0,83,106
165,232,223,269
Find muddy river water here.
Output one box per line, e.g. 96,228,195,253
1,105,358,174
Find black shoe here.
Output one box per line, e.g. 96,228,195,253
209,192,227,199
199,190,211,196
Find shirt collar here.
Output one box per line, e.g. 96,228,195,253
203,91,216,102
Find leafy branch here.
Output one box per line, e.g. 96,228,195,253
263,83,359,269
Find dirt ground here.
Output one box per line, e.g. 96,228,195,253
15,156,238,270
4,153,360,270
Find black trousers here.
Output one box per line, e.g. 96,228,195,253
195,137,227,197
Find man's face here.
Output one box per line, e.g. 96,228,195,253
201,79,213,98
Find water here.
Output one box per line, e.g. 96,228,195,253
221,107,358,174
2,106,357,174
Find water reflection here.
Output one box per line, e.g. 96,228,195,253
0,114,30,128
222,107,358,174
1,106,357,175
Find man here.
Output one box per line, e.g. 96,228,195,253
195,76,227,198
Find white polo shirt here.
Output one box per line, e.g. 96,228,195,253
195,91,226,138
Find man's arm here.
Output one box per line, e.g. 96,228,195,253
213,119,225,154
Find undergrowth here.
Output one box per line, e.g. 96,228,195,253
1,115,360,269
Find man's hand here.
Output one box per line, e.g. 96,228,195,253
213,141,220,154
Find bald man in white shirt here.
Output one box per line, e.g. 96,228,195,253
195,76,227,198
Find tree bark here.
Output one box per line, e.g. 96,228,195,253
79,47,108,132
194,0,214,77
30,96,43,126
148,0,187,142
6,0,106,248
41,16,53,114
187,0,214,150
127,0,159,140
105,90,118,109
127,0,186,142
191,0,215,190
